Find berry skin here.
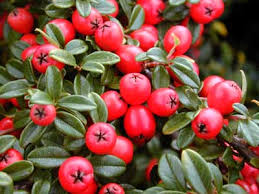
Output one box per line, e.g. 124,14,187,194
7,8,34,34
130,25,158,51
0,117,21,137
10,98,20,108
120,73,151,105
0,13,7,40
44,19,75,45
101,91,128,121
241,163,259,185
147,88,180,117
107,0,119,18
21,45,40,61
58,157,95,193
95,21,123,51
190,0,224,24
164,25,192,57
116,45,144,74
207,80,242,115
20,33,38,46
71,180,98,194
200,75,224,97
85,122,117,155
145,159,158,182
124,105,156,145
109,136,134,164
32,44,65,73
0,149,23,171
72,9,103,35
30,104,56,126
141,24,159,36
191,108,223,140
137,0,166,25
235,179,251,193
99,183,125,194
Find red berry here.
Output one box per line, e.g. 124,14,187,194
101,91,128,121
130,25,158,51
85,122,117,155
72,9,103,35
191,108,223,140
0,117,21,137
44,19,75,45
137,0,166,25
120,73,151,105
0,99,7,105
58,156,95,193
109,136,134,164
99,183,125,194
250,184,259,194
190,0,224,24
71,180,97,194
250,146,259,156
0,13,7,40
141,24,159,36
124,105,156,145
147,88,179,117
30,104,56,126
0,149,23,170
107,0,119,18
241,163,259,184
116,45,144,74
21,45,40,61
207,80,242,115
20,33,38,46
164,25,192,57
95,21,123,51
200,75,224,97
32,44,64,73
235,179,251,193
9,98,20,108
7,8,34,34
145,158,158,181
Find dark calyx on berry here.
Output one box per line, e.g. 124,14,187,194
94,130,107,142
198,123,207,133
71,170,85,183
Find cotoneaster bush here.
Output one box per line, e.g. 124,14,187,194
0,0,258,194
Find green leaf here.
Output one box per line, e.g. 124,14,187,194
147,48,168,63
119,0,133,19
74,73,91,96
45,23,65,47
54,111,86,138
240,70,247,104
14,110,31,129
233,103,249,116
169,0,186,6
83,51,120,65
152,66,170,89
31,180,50,194
187,19,201,44
19,122,49,148
6,59,24,79
143,187,165,194
57,95,96,111
65,39,88,55
3,161,34,181
163,112,193,135
250,157,259,168
28,146,70,169
181,149,213,194
14,190,29,194
238,120,259,146
88,92,108,123
49,49,77,67
128,5,145,31
135,52,149,62
221,184,246,194
0,171,13,187
0,66,13,85
0,135,16,154
198,144,224,161
127,37,140,47
176,87,202,110
158,153,186,191
30,91,54,105
46,66,63,101
159,192,185,194
188,0,200,3
163,5,189,23
76,0,91,17
0,79,29,99
208,163,222,193
53,0,74,8
24,57,36,83
90,155,126,178
81,61,105,73
45,4,72,19
64,137,85,151
91,0,116,15
10,41,30,60
41,131,64,147
177,127,195,149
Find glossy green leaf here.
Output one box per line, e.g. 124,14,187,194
0,171,13,187
46,66,63,101
91,0,116,15
74,73,91,96
177,127,195,149
83,51,120,65
188,0,200,3
233,103,249,116
45,4,72,19
119,0,134,19
41,131,64,147
188,19,201,44
14,191,29,194
135,52,149,62
24,56,36,83
221,184,246,194
238,120,259,146
152,66,170,89
0,79,29,99
28,146,70,168
65,39,88,55
64,137,85,151
128,5,145,31
45,23,65,47
14,110,31,129
159,192,185,194
240,70,247,104
10,41,30,60
208,163,222,193
0,66,13,85
49,48,77,66
31,180,50,194
163,5,189,23
53,0,74,8
147,48,168,63
0,135,16,154
81,61,105,73
30,91,54,105
169,0,186,6
6,59,24,79
76,0,91,17
143,187,165,194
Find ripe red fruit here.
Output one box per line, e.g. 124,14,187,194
32,44,64,73
58,156,95,193
9,98,20,108
0,117,21,137
235,179,251,193
137,0,166,25
141,24,159,36
250,184,259,194
95,21,123,51
145,158,158,181
250,146,259,156
0,13,7,40
190,0,225,24
85,122,117,155
116,45,144,74
120,73,151,105
20,33,38,46
191,108,224,140
124,105,156,145
45,19,75,45
207,80,242,115
99,183,125,194
7,8,34,34
72,9,103,35
164,25,192,57
71,180,97,194
130,25,158,51
30,104,56,126
200,75,224,97
0,149,23,170
107,0,119,18
241,163,259,185
101,91,128,121
147,88,179,117
21,45,40,61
